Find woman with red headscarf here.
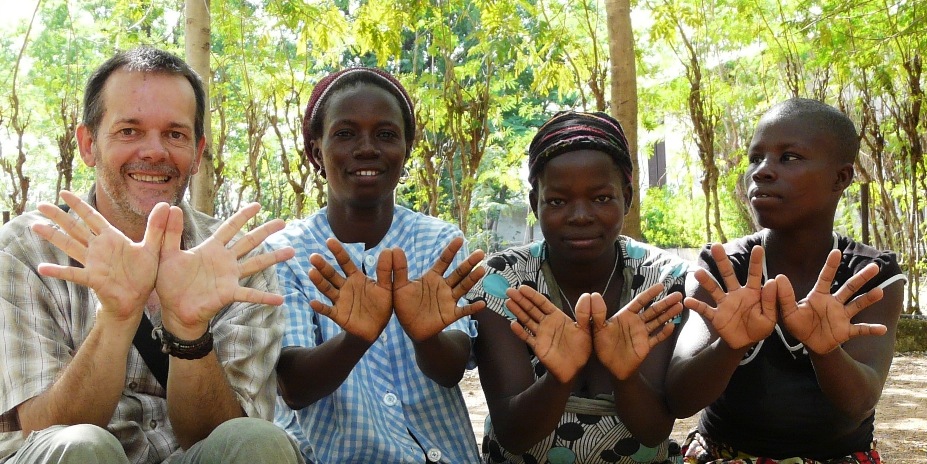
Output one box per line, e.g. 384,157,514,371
268,68,485,463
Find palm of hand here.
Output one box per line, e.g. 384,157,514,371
712,287,775,350
156,238,241,328
780,291,849,354
593,309,652,380
393,270,458,342
531,312,592,383
328,272,393,344
86,232,159,319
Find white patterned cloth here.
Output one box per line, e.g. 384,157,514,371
466,237,690,464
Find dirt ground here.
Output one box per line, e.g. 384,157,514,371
461,353,927,463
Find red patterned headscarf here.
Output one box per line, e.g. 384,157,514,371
302,67,416,175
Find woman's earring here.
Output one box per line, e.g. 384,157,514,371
399,167,411,184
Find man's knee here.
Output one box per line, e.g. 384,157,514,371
15,424,128,464
204,418,301,463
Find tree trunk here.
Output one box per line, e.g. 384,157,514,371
605,0,641,239
185,0,216,215
3,1,39,216
55,99,77,197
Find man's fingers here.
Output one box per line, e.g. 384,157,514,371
36,263,88,286
457,300,486,318
310,254,347,289
833,263,880,304
761,278,778,319
775,274,799,317
229,218,287,258
31,223,88,264
37,202,96,246
309,300,335,319
239,247,296,278
693,269,727,306
143,203,171,250
325,238,359,276
159,205,185,252
58,190,112,236
379,248,397,289
849,322,888,338
308,267,340,301
212,202,261,246
233,287,285,306
446,248,485,289
811,249,842,297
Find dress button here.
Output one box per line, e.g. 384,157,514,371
149,420,157,429
128,382,138,390
426,448,442,462
383,392,398,406
364,254,376,267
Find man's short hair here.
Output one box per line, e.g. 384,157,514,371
82,46,206,142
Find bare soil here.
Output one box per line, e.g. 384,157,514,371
461,353,927,463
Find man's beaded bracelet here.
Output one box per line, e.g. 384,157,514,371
152,324,214,360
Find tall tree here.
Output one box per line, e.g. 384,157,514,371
26,1,87,200
185,0,215,215
2,1,41,216
605,0,641,239
647,0,762,244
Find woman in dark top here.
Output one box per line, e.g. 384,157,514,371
667,98,906,463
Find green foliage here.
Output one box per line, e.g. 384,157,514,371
641,178,753,248
1,0,925,313
640,186,704,248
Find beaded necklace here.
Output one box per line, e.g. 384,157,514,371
557,252,621,318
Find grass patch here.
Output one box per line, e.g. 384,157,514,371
895,315,927,353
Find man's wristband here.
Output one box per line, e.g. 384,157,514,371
152,324,213,360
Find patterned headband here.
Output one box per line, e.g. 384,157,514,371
302,67,416,172
527,111,632,186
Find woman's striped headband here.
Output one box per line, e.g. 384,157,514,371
527,111,632,186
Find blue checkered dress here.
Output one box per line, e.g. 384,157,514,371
267,206,480,464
